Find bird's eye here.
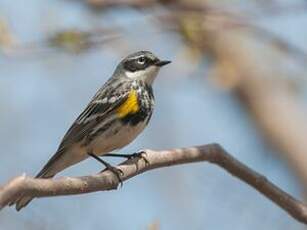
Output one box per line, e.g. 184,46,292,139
137,56,146,65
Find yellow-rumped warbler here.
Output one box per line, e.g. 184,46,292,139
13,51,171,211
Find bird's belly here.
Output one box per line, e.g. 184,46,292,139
89,121,147,155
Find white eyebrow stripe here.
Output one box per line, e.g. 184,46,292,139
128,54,145,60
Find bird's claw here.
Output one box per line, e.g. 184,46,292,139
128,150,149,165
104,164,124,187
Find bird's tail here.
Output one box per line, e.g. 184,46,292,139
12,148,72,211
11,157,59,211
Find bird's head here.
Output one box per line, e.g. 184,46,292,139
115,51,171,85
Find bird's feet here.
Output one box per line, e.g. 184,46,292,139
103,161,124,187
88,152,124,187
104,150,149,165
127,150,149,165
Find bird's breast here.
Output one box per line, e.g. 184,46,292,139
90,118,148,155
85,82,155,155
117,83,154,126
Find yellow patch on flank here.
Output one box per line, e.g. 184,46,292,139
116,90,140,118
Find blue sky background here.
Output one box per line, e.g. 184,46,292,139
0,0,307,229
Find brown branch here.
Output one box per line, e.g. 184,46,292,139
0,144,307,224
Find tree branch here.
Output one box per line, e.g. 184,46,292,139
0,144,307,224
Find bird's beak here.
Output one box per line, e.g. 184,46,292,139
155,60,171,67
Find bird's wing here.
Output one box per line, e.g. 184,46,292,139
35,82,130,178
60,81,130,149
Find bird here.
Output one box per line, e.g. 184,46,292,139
12,50,171,211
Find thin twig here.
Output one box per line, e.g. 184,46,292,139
0,144,307,224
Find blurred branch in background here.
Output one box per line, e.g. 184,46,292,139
0,26,120,57
0,17,18,56
147,220,160,230
47,28,120,53
2,0,306,62
160,12,307,66
1,144,307,224
86,0,307,18
204,29,307,189
87,0,159,9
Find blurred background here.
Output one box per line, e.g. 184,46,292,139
0,0,307,229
